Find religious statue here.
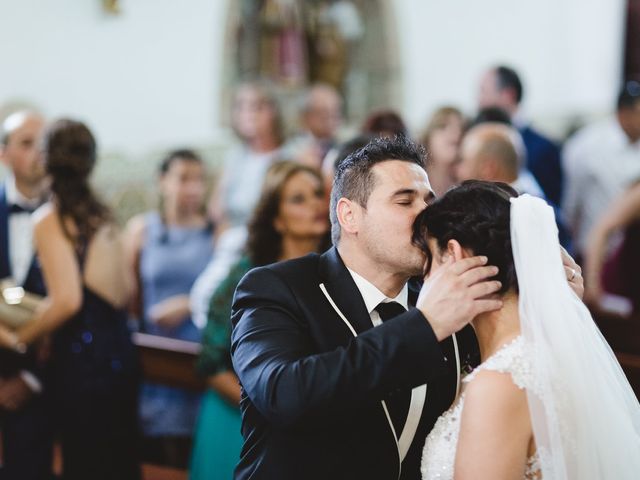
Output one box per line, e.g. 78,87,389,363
259,0,309,87
236,0,363,93
306,0,363,91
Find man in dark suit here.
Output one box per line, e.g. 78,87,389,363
230,136,505,480
0,111,54,480
478,65,564,206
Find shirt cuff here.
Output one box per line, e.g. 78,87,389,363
19,370,43,394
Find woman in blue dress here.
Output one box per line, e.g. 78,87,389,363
0,119,140,479
125,149,213,468
189,161,330,479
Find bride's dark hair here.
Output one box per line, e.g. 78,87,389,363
44,119,112,246
412,180,519,295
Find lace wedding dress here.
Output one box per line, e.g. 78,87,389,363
420,336,541,480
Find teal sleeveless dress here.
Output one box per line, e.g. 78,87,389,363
189,257,251,479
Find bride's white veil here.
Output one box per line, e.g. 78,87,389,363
510,194,640,479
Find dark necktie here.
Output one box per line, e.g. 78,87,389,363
9,203,35,215
374,301,411,436
375,301,406,323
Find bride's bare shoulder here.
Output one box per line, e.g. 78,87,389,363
462,369,529,424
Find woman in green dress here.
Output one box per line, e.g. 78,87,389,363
190,161,330,479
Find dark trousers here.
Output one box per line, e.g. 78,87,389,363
56,383,141,480
0,393,54,480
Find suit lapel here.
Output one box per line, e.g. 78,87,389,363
317,247,376,335
318,248,403,475
0,184,11,279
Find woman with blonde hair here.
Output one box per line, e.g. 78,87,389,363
420,106,465,197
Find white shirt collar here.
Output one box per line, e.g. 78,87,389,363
346,267,409,314
511,110,527,130
5,176,42,210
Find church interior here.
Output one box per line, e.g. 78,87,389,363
0,1,639,478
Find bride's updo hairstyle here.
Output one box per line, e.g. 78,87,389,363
44,119,112,245
412,180,519,295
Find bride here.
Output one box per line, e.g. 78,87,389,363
414,180,640,479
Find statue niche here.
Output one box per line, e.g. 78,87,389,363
226,0,397,123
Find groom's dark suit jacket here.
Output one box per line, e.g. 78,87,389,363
231,247,479,480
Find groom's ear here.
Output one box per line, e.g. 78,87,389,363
446,239,469,262
337,198,359,235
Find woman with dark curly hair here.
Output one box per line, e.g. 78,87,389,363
0,119,139,479
189,161,329,480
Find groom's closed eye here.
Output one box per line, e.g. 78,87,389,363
392,189,434,206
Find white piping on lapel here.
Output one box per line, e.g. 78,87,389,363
398,384,426,461
452,333,461,400
319,282,403,479
319,283,357,337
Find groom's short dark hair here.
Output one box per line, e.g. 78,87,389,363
330,135,426,245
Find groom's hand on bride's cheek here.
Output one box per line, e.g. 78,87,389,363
560,247,584,299
416,256,503,342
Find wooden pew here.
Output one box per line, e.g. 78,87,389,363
133,333,205,479
141,463,189,480
133,332,205,391
591,307,640,400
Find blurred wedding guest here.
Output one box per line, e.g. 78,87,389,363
420,106,464,197
0,111,53,480
191,83,284,331
283,83,343,167
584,181,640,312
0,119,139,479
469,106,511,128
478,65,563,205
563,80,640,257
362,109,407,138
190,161,330,480
469,108,545,198
210,82,285,232
457,122,572,250
125,149,212,468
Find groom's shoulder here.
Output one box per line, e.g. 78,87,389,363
234,253,324,313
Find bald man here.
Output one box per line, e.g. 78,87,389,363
284,83,343,167
0,110,53,480
457,122,573,250
457,123,543,196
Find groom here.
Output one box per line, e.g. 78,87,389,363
231,136,582,479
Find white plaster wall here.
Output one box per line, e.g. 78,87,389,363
0,0,627,154
0,0,228,155
394,0,627,137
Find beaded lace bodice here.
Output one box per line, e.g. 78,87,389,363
420,336,541,479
